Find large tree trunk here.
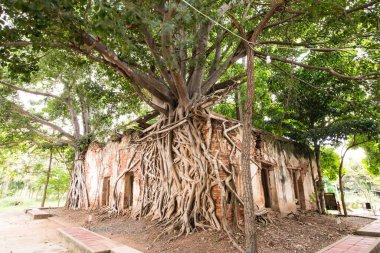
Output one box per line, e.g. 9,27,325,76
308,152,321,213
233,2,283,251
314,144,326,214
66,149,89,209
41,149,53,208
240,49,258,253
131,108,244,249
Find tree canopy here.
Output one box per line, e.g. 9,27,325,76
1,0,379,116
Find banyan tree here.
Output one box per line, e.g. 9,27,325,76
1,0,379,251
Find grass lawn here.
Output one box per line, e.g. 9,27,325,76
0,195,62,212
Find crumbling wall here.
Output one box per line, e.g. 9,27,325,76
83,119,318,217
84,136,142,210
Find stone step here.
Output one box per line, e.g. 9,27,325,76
317,235,380,253
355,220,380,237
111,245,142,253
58,227,142,253
27,208,53,220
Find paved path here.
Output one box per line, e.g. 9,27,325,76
318,215,380,253
356,219,380,237
317,235,380,253
0,210,68,253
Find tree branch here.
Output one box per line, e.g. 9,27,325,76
9,101,75,141
254,50,380,80
26,126,72,146
1,34,176,106
201,51,238,95
345,0,380,14
263,11,304,29
188,21,213,100
80,31,175,105
160,5,190,107
141,28,179,100
206,74,246,94
0,80,65,102
0,41,34,47
65,83,81,138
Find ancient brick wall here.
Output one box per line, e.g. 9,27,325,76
83,118,318,219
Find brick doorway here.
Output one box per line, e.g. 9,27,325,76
261,164,279,210
291,170,306,209
261,168,271,208
123,173,134,209
101,177,110,206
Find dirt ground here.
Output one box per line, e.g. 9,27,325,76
0,210,68,253
46,208,373,253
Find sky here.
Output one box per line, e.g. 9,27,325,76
336,146,366,165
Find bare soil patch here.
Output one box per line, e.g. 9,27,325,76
47,208,373,253
0,210,68,253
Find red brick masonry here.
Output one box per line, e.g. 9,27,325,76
317,235,380,253
58,227,142,253
59,227,115,252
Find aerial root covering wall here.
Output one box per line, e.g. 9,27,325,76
83,118,318,220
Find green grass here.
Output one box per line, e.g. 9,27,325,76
0,195,62,212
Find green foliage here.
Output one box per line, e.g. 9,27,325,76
0,49,143,149
362,142,380,175
0,147,70,201
0,196,60,211
320,147,341,181
45,167,70,198
1,0,378,136
345,163,380,213
267,63,379,145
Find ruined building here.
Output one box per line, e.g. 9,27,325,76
83,114,318,220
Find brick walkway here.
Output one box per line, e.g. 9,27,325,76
317,235,380,253
59,227,142,253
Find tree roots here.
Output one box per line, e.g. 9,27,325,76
133,108,244,250
66,150,89,209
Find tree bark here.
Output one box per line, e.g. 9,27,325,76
314,144,326,214
66,84,81,139
41,149,53,208
66,149,89,209
308,152,321,213
338,154,347,216
241,46,258,253
234,91,242,121
239,2,283,251
338,139,370,217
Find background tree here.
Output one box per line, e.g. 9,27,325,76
40,148,52,208
345,163,379,215
338,134,379,216
0,143,70,208
0,50,141,208
265,51,379,213
362,142,380,176
320,147,341,182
